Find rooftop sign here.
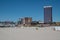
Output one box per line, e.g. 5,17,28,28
44,6,52,8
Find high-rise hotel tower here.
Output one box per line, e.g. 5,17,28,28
44,6,52,23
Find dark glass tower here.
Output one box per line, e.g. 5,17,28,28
44,6,52,23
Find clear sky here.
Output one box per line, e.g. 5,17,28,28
0,0,60,22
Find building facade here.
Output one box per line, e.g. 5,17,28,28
44,6,52,23
21,17,32,26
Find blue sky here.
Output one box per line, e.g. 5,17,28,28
0,0,60,22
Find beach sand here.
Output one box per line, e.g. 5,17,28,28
0,27,60,40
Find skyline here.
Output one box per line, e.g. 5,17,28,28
0,0,60,22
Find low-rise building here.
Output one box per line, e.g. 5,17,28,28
0,21,15,27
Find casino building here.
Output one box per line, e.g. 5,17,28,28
44,6,52,23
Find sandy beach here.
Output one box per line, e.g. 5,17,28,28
0,27,60,40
